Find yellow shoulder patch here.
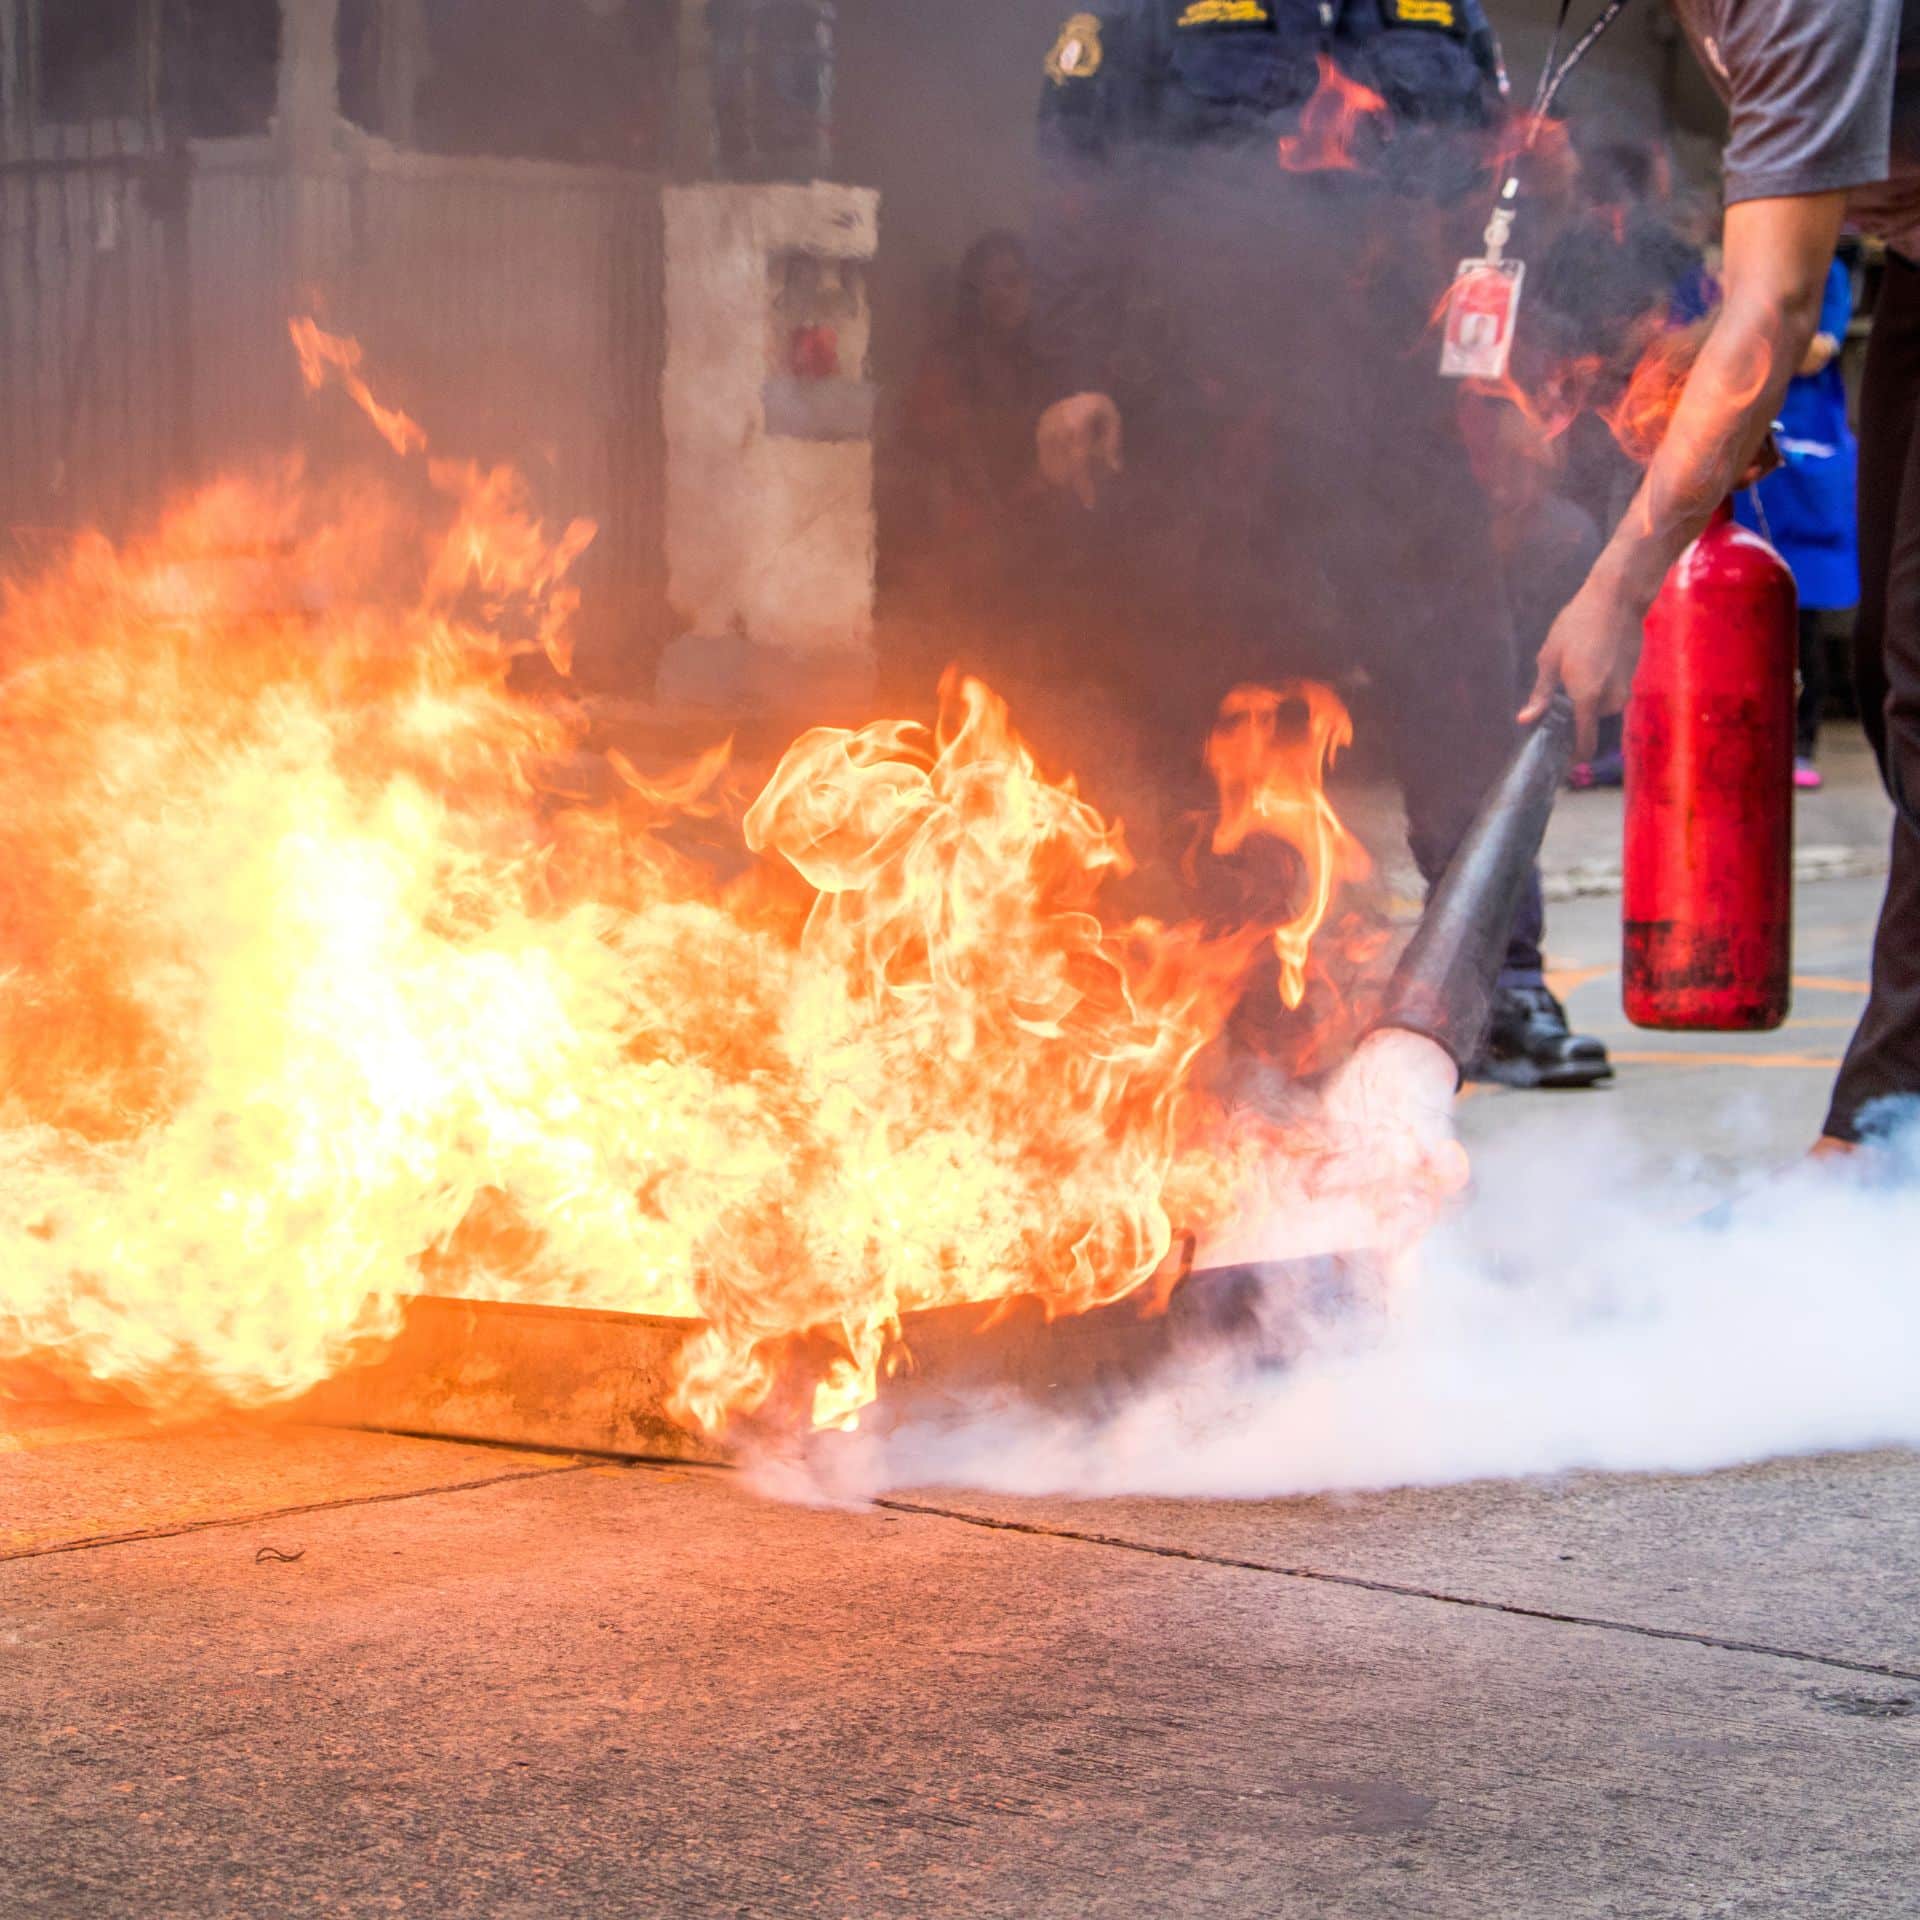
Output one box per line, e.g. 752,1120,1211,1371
1177,0,1272,24
1046,13,1104,85
1391,0,1457,24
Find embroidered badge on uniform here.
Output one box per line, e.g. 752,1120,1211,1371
1383,0,1458,26
1176,0,1272,25
1046,12,1105,83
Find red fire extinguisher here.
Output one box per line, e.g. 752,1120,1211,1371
1624,498,1797,1032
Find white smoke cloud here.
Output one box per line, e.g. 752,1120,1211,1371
800,1103,1920,1503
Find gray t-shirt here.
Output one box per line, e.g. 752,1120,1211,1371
1675,0,1920,254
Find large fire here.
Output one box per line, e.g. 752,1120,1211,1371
0,326,1437,1437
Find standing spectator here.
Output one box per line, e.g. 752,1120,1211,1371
890,233,1049,682
902,232,1043,558
1735,254,1861,791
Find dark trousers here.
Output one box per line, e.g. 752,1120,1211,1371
1828,253,1920,1140
1798,608,1829,761
1375,648,1547,987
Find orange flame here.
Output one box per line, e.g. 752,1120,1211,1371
1206,684,1370,1011
0,328,1387,1436
1460,355,1605,445
1600,323,1709,467
290,317,428,457
1454,312,1723,474
1277,55,1390,174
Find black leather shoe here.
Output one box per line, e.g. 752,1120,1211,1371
1469,983,1614,1090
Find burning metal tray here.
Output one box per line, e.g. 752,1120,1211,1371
287,1262,1301,1462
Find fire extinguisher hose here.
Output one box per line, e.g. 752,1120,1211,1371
1372,696,1578,1075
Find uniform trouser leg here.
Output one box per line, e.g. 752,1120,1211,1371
1379,601,1545,988
1827,253,1920,1140
1797,607,1828,761
1501,869,1547,987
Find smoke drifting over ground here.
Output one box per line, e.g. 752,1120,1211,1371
804,1111,1920,1504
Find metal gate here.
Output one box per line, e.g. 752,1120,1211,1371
2,131,667,677
0,122,194,564
331,151,670,681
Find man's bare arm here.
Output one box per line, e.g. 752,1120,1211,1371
1521,192,1849,749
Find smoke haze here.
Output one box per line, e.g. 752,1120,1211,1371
800,1110,1920,1503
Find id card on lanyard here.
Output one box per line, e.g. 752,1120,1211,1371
1440,257,1526,379
1438,0,1638,380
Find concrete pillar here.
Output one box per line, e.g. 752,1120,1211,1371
374,0,428,146
673,0,715,181
275,0,348,320
659,182,880,714
0,0,22,147
276,0,341,165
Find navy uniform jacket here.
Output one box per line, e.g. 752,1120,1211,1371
1040,0,1501,155
1032,0,1504,414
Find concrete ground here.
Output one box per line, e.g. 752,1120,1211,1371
1479,718,1894,1170
1469,868,1890,1171
5,729,1913,1920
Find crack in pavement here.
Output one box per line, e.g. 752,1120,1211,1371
880,1497,1920,1686
0,1460,594,1565
12,1449,1916,1691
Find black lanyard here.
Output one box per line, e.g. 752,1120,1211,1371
1484,0,1640,259
1529,0,1639,123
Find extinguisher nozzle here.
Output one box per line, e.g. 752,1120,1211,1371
1371,697,1577,1076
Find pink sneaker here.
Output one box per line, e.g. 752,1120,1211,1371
1794,757,1824,792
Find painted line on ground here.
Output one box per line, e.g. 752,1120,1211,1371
1545,964,1615,999
1546,972,1869,1000
1611,1051,1843,1071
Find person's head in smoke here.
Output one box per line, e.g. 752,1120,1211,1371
1524,127,1700,350
954,231,1033,349
1574,133,1676,219
1533,173,1713,373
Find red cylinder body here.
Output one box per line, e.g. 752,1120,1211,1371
1624,500,1797,1031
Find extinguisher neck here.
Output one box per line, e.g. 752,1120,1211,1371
1707,495,1737,530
